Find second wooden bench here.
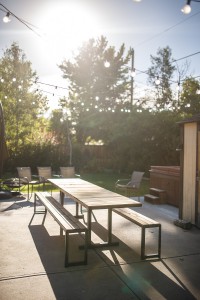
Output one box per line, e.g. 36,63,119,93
34,191,88,267
113,208,161,260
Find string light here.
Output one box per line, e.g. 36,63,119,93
196,89,200,94
104,61,110,68
3,12,11,23
155,77,161,85
130,68,136,78
1,4,42,37
181,0,200,14
176,82,181,91
181,0,192,14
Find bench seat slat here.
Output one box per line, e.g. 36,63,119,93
113,208,159,227
36,192,86,232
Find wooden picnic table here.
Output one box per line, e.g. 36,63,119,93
48,178,142,248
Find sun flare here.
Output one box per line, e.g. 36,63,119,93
38,3,100,59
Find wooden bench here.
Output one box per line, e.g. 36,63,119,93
113,208,161,260
34,192,88,267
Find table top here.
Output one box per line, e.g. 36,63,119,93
48,178,142,209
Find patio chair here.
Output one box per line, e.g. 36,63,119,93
60,166,83,213
60,166,80,178
37,166,53,193
115,171,144,198
17,167,39,200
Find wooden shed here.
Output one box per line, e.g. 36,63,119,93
178,114,200,228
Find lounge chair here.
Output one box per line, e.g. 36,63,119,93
60,166,80,178
37,166,53,193
115,171,144,198
17,167,39,200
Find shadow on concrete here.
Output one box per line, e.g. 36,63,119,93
84,222,196,299
28,224,126,300
27,203,197,300
29,215,87,271
109,258,196,300
0,196,27,212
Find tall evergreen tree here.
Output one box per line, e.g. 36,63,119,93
58,36,131,144
147,46,176,110
0,42,48,154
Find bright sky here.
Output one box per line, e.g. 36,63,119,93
0,0,200,109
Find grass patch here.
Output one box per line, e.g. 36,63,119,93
80,172,149,197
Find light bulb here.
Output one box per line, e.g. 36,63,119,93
130,69,136,77
155,77,160,85
196,89,200,95
133,0,142,2
3,12,11,23
181,4,191,14
104,61,110,68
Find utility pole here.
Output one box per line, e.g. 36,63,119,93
130,48,135,106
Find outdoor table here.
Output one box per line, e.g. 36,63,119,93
48,178,142,248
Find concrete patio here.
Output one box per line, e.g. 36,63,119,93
0,193,199,300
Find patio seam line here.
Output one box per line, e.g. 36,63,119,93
0,267,100,282
161,252,200,260
93,248,141,300
0,261,142,282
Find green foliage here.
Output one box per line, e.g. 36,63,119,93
2,42,199,178
0,42,48,155
102,109,181,174
179,77,200,115
58,36,131,144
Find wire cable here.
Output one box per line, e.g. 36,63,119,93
134,10,200,48
0,3,43,38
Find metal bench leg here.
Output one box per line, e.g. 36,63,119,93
158,225,161,258
42,209,47,225
141,227,146,260
141,225,161,260
27,183,30,201
60,226,63,236
65,232,69,267
34,193,37,213
84,231,88,265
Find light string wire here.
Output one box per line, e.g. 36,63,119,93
0,3,200,100
0,3,43,37
133,10,200,48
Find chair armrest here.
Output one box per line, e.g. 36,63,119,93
115,179,131,188
116,179,130,184
19,177,29,184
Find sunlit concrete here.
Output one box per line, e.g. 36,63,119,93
0,193,199,299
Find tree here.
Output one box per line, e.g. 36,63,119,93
0,42,48,155
147,46,176,110
179,77,200,115
58,36,131,144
